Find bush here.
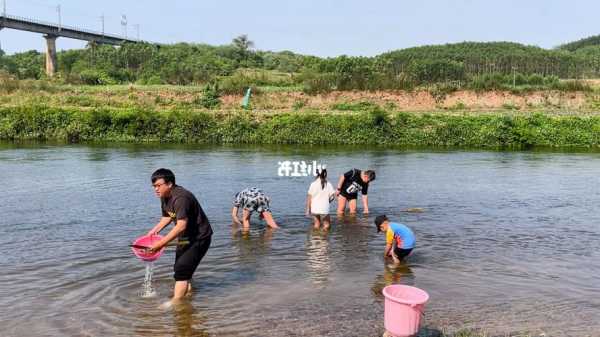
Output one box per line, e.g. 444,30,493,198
137,75,163,85
331,101,379,111
0,71,20,93
193,82,222,109
528,74,544,85
79,69,117,85
429,82,460,103
219,72,261,95
301,72,335,95
543,75,560,85
551,80,592,92
292,99,307,110
514,73,527,86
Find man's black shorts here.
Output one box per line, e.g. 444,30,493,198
174,237,211,281
339,191,358,200
393,247,413,260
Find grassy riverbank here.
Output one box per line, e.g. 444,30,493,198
2,80,600,147
3,103,600,147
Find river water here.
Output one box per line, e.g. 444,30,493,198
0,143,598,337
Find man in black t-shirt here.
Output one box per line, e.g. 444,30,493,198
335,168,376,215
145,168,213,303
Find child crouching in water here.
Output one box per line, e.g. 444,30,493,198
375,215,415,263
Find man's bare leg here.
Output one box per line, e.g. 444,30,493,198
173,280,189,300
337,195,347,215
186,282,192,297
348,199,357,214
160,280,190,309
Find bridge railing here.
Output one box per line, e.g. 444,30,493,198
1,14,137,42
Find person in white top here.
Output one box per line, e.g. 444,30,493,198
305,169,336,229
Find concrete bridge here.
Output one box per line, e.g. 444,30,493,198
0,14,140,76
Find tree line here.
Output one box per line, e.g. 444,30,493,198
1,34,600,90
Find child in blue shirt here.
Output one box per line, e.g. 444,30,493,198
374,214,415,263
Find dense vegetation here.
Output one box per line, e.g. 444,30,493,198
558,34,600,52
3,104,600,147
2,35,599,148
1,34,599,93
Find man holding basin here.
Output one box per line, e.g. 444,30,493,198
144,168,213,304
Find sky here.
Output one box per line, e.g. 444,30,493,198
0,0,598,57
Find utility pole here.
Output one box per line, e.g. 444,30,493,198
121,14,127,38
134,24,139,40
100,14,104,36
57,4,61,32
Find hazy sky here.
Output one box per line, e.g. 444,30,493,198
0,0,597,56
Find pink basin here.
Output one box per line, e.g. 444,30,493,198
131,234,165,262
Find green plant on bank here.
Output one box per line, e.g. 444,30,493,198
0,71,20,93
193,82,222,109
219,71,263,95
502,102,520,110
79,69,117,85
331,101,380,111
448,101,467,110
0,71,60,94
63,95,98,107
3,105,600,147
428,82,461,104
292,99,307,110
468,73,591,93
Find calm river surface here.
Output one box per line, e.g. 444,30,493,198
0,143,599,337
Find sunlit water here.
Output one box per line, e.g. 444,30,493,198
0,143,599,337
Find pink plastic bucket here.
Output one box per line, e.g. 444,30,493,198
382,285,429,337
131,234,165,262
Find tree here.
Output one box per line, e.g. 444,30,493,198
232,34,254,52
232,34,255,64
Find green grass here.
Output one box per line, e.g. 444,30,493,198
3,105,600,147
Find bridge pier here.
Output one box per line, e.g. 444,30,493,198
44,34,57,77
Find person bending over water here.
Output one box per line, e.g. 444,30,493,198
374,215,415,263
336,168,375,215
306,169,336,229
231,187,279,229
145,168,213,305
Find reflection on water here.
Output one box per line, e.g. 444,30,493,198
371,263,415,300
306,229,331,286
1,143,600,337
172,302,209,337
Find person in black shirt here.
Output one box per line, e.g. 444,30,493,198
335,168,376,215
145,168,213,303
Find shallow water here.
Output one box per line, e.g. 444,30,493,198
0,143,599,337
